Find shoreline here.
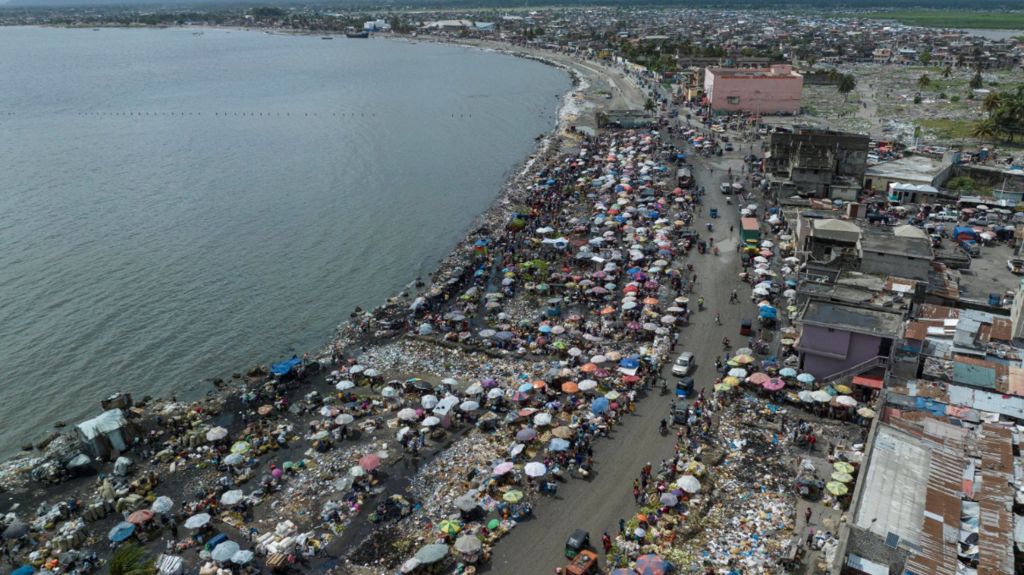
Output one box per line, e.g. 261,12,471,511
1,30,638,466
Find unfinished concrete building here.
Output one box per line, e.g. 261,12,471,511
765,128,869,201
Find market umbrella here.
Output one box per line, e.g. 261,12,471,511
779,368,797,377
561,381,580,394
335,413,355,425
727,368,748,378
722,376,740,386
231,550,255,565
359,454,382,472
578,380,598,392
151,496,174,514
516,428,538,442
833,461,855,474
533,412,553,427
205,426,228,442
659,492,678,507
811,390,833,403
675,475,701,493
524,462,547,478
319,406,339,418
747,372,770,384
437,520,461,536
797,373,816,384
108,522,135,542
454,534,482,554
10,567,34,575
549,438,570,452
798,390,816,403
825,481,849,496
857,407,876,419
414,543,449,565
604,390,621,401
336,380,355,391
400,558,422,574
454,493,478,513
832,472,854,483
833,384,853,394
634,554,670,575
763,378,786,391
230,441,251,455
421,416,440,427
220,490,244,506
184,513,211,529
464,383,484,396
421,395,439,409
459,400,480,412
127,509,154,525
834,395,858,407
397,408,418,421
364,368,380,378
493,461,515,476
211,541,240,563
732,354,755,365
591,397,610,414
551,426,573,439
502,490,524,503
350,465,366,478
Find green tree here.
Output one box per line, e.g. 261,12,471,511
983,91,1004,112
946,176,976,192
971,117,1000,140
919,51,932,65
970,69,984,90
644,98,656,112
110,544,156,575
837,74,856,100
918,73,931,89
913,94,923,104
943,64,953,78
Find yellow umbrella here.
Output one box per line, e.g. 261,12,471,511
825,481,849,496
503,490,524,503
726,359,741,367
713,382,734,392
833,384,852,394
438,520,462,536
857,407,876,419
732,354,755,365
833,461,855,474
723,376,740,386
832,472,854,483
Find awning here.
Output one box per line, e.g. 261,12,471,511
852,375,883,389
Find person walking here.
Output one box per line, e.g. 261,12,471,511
805,507,813,525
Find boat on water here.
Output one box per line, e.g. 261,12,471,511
344,28,370,39
321,36,334,40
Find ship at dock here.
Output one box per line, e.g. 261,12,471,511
344,28,370,39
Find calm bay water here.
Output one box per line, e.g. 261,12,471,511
0,27,569,455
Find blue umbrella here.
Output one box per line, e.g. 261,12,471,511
517,383,534,393
591,397,610,414
626,267,643,276
779,367,798,377
618,358,640,369
108,521,135,542
797,373,816,384
759,307,777,319
785,279,798,287
549,438,570,452
538,325,553,333
634,554,670,575
11,567,34,575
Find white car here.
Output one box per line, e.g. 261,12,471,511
671,352,695,376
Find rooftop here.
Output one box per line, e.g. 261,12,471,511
800,300,904,337
864,154,947,186
859,230,933,259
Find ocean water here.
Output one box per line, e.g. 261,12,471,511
0,27,569,455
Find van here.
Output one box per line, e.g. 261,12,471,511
671,352,695,376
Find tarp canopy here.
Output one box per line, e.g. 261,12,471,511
77,409,127,441
270,356,301,376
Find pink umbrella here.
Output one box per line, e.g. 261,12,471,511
747,372,770,385
763,378,786,391
271,468,283,479
359,454,381,472
493,461,514,476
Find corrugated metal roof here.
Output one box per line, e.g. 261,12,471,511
977,426,1014,575
952,360,996,389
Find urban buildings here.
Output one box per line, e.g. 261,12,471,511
703,64,803,115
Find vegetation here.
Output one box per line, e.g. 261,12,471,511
946,175,977,192
918,73,931,89
110,544,156,575
862,10,1024,29
919,117,979,139
970,70,984,90
972,85,1024,142
836,73,856,100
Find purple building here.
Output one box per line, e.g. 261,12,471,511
795,300,904,381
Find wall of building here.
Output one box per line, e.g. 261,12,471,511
799,326,885,378
704,69,803,114
859,252,931,282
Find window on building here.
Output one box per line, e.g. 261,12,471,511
727,96,740,105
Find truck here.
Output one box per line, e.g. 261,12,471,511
740,217,761,245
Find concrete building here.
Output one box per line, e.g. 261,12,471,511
863,154,950,194
702,64,803,114
765,128,869,200
857,228,934,282
795,299,903,381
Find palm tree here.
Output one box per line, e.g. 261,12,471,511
644,98,656,113
837,74,856,101
983,91,1004,112
971,117,1000,141
917,73,931,89
110,543,156,575
942,64,952,79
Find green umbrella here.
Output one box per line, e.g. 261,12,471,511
833,461,855,474
487,519,500,530
825,481,849,496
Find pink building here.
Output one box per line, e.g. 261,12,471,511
703,64,803,115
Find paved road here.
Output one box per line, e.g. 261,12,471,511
485,131,754,575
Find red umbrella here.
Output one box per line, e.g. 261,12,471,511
358,454,381,472
127,509,155,525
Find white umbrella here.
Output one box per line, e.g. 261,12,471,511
811,389,833,403
336,380,355,391
487,388,504,399
533,412,553,426
223,453,244,466
578,380,598,391
524,461,547,477
350,465,366,477
675,475,701,493
381,386,398,398
364,368,380,378
660,492,679,506
459,401,480,412
151,496,173,514
319,405,339,417
211,541,240,563
349,365,365,374
335,413,354,425
834,395,858,407
422,416,441,427
184,513,211,529
421,395,439,409
728,368,748,378
205,427,228,442
231,550,255,565
464,383,484,396
220,490,244,506
660,315,677,324
397,408,419,421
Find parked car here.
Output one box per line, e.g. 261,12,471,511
724,143,734,151
968,216,990,226
671,352,695,376
1008,259,1024,274
720,182,732,194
